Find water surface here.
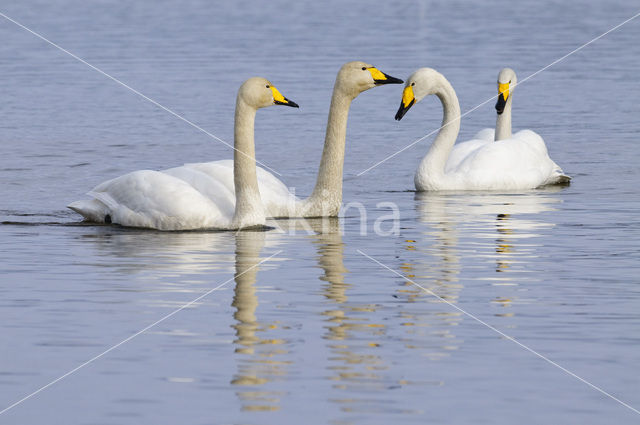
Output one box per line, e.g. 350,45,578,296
1,1,640,424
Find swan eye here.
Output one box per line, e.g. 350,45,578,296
362,67,366,71
266,85,270,88
411,82,415,86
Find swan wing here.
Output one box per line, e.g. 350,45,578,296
513,130,571,185
473,128,495,141
445,137,492,173
184,160,298,215
81,170,230,230
162,165,235,217
452,131,565,189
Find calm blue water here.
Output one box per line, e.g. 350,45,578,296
1,1,640,424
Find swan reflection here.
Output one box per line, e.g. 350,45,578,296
75,227,289,412
395,193,465,360
414,189,562,318
282,218,391,412
229,230,289,412
73,228,237,278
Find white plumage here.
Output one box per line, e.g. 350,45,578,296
68,77,299,230
174,61,402,218
395,68,570,191
70,61,403,225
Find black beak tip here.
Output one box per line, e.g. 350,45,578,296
395,99,414,121
276,99,299,108
375,73,404,85
495,95,506,115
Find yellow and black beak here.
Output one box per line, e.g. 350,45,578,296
270,86,299,108
368,67,404,85
495,82,509,115
395,85,416,121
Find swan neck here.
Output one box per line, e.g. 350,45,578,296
307,86,352,215
421,78,461,175
495,97,513,140
232,98,264,227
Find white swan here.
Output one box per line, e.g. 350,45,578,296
395,68,570,191
68,77,299,230
164,61,402,218
438,67,516,171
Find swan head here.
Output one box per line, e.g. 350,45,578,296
336,61,403,98
239,77,299,109
495,68,517,115
395,68,445,120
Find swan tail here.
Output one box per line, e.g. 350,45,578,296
541,167,571,186
550,173,571,185
67,198,110,222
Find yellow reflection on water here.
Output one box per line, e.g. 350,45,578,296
229,230,288,413
415,189,563,320
299,218,390,412
391,194,465,360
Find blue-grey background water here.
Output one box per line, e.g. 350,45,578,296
1,0,639,423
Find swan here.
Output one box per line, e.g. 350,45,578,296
168,61,402,218
68,77,299,230
438,67,516,171
394,68,570,191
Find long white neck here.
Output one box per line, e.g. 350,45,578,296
418,76,461,179
232,98,265,228
303,83,353,216
495,96,513,140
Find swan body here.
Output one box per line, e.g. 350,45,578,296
68,77,298,230
395,68,570,191
161,61,402,218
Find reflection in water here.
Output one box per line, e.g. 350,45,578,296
79,226,290,412
414,190,562,318
496,213,513,270
73,228,236,278
230,231,288,412
66,226,290,413
297,218,392,414
493,212,522,314
397,194,465,361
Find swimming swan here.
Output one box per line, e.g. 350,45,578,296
395,68,570,191
170,61,402,218
68,77,298,230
